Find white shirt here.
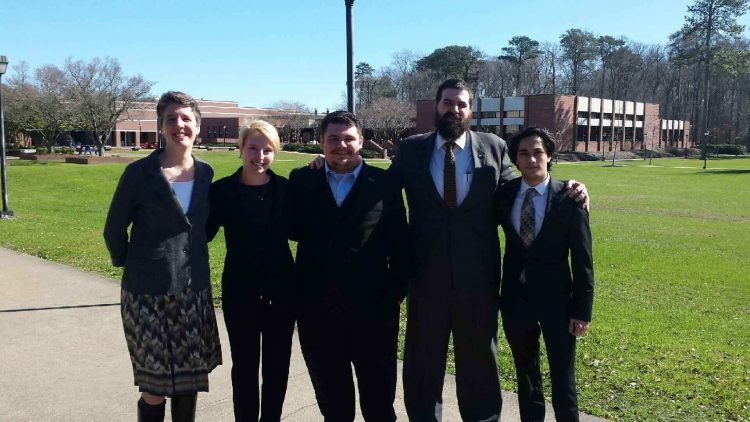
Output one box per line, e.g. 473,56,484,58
325,160,363,207
429,132,473,206
171,180,194,214
511,176,550,238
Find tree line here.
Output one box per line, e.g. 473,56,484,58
354,0,750,147
2,57,153,155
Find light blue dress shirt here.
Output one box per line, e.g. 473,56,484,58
325,159,364,207
511,176,550,237
429,132,473,206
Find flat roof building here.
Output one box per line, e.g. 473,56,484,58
416,95,691,152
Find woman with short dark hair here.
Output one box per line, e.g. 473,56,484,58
104,91,222,422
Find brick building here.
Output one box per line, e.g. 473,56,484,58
416,95,691,152
111,100,322,148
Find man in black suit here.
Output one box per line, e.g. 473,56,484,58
392,79,590,421
495,127,594,422
290,111,410,421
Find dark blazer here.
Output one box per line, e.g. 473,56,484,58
206,168,294,307
289,162,410,309
496,177,594,321
103,149,214,295
391,130,516,296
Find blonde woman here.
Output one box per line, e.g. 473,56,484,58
207,120,295,421
104,91,222,422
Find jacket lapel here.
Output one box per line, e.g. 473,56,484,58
456,131,486,211
530,178,564,248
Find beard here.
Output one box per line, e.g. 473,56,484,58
434,110,470,141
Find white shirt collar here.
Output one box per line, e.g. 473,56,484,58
324,158,364,180
435,131,468,152
520,175,550,196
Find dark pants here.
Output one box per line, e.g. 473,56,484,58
501,301,579,422
297,297,399,422
403,290,502,422
223,296,295,422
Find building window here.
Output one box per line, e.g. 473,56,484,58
577,111,589,119
603,113,613,120
472,112,479,119
504,110,524,118
636,115,644,122
576,125,588,142
590,112,601,119
480,111,499,118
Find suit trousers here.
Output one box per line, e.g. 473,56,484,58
501,301,579,422
223,297,295,422
297,297,399,422
403,289,502,422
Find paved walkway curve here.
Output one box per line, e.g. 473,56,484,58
0,247,607,421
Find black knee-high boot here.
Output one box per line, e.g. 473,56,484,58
170,393,197,422
137,398,165,422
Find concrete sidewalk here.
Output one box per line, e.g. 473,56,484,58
0,247,606,421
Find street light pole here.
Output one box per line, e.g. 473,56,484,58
345,0,355,114
223,125,227,147
703,130,709,169
0,55,14,219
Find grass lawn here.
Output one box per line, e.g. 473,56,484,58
0,150,748,421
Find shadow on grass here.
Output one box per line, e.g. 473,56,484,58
695,169,750,175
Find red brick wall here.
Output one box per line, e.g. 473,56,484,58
415,100,435,134
555,95,576,151
644,103,660,150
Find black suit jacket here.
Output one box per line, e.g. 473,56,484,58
390,131,516,297
206,168,295,307
496,177,594,321
289,162,410,310
103,149,213,295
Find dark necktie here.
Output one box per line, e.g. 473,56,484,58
443,142,456,210
520,189,539,249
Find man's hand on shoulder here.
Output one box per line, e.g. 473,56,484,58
308,154,325,169
565,180,590,211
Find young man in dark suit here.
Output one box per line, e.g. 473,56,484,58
289,111,410,421
496,127,594,422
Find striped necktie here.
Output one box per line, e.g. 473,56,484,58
443,142,456,210
520,188,539,248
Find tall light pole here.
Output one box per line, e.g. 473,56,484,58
345,0,355,114
0,55,14,219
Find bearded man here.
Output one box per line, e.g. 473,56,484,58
391,79,589,421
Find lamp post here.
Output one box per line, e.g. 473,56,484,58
0,55,14,219
137,121,142,149
703,130,709,169
345,0,355,114
223,125,227,147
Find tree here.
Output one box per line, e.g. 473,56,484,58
499,36,542,95
3,62,71,150
358,97,415,144
267,101,313,143
355,62,378,107
679,0,750,152
416,45,483,82
65,57,154,156
559,29,597,94
596,36,626,99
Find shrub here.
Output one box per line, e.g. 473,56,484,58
281,143,322,154
35,146,49,155
360,149,380,159
701,144,747,155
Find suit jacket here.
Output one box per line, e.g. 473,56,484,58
289,162,410,310
206,168,295,307
496,177,594,321
390,131,515,296
103,149,213,295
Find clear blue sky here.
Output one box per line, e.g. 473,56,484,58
1,0,748,111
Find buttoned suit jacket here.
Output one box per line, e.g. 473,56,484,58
390,130,515,297
496,177,594,321
289,162,410,309
103,149,213,295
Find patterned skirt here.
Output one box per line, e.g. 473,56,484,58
121,286,223,397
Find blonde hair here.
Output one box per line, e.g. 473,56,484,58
239,120,280,153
